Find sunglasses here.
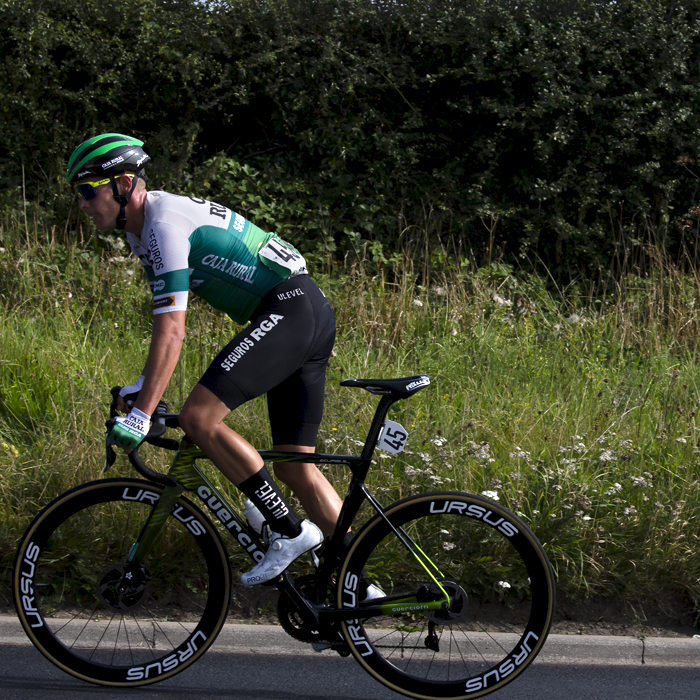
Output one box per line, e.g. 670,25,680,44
76,178,112,200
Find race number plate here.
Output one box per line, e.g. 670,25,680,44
259,239,307,276
377,420,408,454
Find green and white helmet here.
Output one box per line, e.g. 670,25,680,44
67,133,151,230
66,133,150,184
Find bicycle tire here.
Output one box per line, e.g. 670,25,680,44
13,478,231,687
338,491,555,700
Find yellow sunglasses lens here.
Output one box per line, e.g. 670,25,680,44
77,179,111,200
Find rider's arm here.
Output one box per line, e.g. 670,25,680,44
132,309,187,416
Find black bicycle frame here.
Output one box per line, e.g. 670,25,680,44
107,386,447,627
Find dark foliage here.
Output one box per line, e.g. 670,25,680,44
3,0,700,283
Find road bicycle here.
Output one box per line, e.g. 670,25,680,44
13,374,555,699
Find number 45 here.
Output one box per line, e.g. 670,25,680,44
378,420,408,454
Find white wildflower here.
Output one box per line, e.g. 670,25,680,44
604,483,622,496
493,293,512,307
599,449,617,462
475,443,492,460
412,298,423,307
443,542,456,551
497,581,511,589
481,490,499,501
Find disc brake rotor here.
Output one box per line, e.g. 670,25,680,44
96,563,151,612
419,580,469,624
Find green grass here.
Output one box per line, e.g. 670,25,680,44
1,223,699,629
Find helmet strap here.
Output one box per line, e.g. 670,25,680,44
110,172,144,230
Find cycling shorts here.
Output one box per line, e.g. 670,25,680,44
199,274,335,446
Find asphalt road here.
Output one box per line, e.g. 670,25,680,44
1,618,698,700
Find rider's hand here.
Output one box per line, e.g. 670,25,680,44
108,407,151,451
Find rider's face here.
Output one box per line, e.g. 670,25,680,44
76,178,127,230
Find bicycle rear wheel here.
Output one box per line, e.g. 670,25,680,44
13,478,231,686
338,492,555,700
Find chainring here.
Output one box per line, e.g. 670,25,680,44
278,575,349,655
277,575,327,643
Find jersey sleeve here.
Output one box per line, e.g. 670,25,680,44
145,221,191,315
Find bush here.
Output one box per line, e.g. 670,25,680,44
3,0,700,284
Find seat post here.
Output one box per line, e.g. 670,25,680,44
360,394,397,462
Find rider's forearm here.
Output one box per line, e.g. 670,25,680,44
134,310,186,416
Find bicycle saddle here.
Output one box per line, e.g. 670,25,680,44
340,374,430,399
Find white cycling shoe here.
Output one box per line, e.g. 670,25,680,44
363,583,385,601
242,501,385,599
241,519,323,586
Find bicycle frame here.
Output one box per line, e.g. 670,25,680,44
109,382,450,628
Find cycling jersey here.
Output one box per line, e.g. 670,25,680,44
126,191,307,324
125,190,334,447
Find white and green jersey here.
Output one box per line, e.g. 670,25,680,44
126,191,307,324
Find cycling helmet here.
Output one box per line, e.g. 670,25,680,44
67,133,151,230
66,133,150,183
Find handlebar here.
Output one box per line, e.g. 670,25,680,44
105,386,181,487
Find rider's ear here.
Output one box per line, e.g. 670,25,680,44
116,174,135,193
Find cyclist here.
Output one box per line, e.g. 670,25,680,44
67,133,341,586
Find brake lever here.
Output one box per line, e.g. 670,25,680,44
104,387,170,472
105,386,122,472
105,430,117,472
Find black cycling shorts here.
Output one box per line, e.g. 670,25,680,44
199,275,336,446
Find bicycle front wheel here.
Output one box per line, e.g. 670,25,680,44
338,492,555,700
13,478,231,686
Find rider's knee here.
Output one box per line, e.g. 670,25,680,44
178,405,202,440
